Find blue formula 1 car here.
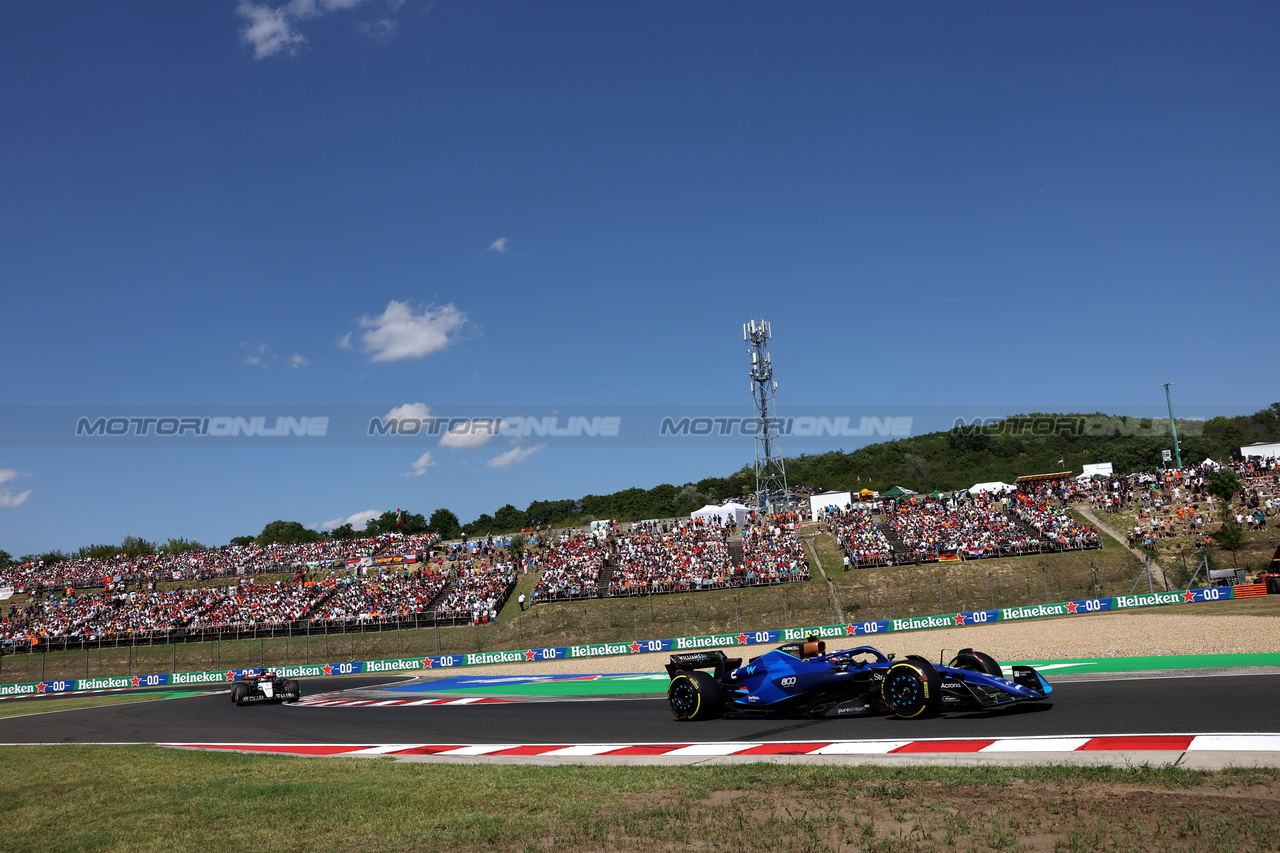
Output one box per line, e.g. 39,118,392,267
665,638,1052,720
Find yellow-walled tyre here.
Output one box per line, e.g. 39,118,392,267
881,658,942,718
667,670,723,721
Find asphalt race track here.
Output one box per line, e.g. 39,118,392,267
3,673,1279,747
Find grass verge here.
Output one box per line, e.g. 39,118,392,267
0,691,190,720
1,746,1278,852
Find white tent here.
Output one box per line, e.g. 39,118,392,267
808,491,853,521
720,502,751,525
1080,462,1113,478
691,503,749,526
1239,442,1280,460
1201,458,1221,469
968,481,1014,495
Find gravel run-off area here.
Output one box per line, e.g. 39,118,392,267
463,610,1280,677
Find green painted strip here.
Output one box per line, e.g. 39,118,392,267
451,675,671,697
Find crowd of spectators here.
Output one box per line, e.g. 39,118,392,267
1,564,461,648
607,526,736,595
530,537,607,602
185,577,335,631
0,577,341,646
0,531,438,597
433,561,517,624
1066,460,1277,552
885,494,1045,561
824,508,893,567
1009,495,1100,549
308,572,449,626
739,524,810,584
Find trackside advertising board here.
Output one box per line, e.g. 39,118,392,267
0,587,1235,697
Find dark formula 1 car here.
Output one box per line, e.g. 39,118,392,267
665,639,1051,720
229,669,302,706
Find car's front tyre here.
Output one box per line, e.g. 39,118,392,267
881,657,942,719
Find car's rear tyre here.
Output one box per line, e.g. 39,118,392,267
1267,577,1280,595
882,657,942,719
948,648,1002,677
231,683,248,706
667,670,723,721
285,680,300,701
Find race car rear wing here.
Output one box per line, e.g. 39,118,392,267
665,649,742,679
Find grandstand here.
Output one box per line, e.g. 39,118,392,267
2,458,1273,654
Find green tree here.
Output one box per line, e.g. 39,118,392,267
0,549,12,568
328,523,358,540
524,499,577,527
229,535,255,547
1214,522,1247,569
360,510,426,536
119,535,156,557
493,504,528,532
463,513,496,537
160,538,205,554
427,508,462,540
1206,468,1243,515
76,543,122,561
255,520,320,547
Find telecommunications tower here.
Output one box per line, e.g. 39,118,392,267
744,319,789,513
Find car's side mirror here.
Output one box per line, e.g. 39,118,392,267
887,653,896,661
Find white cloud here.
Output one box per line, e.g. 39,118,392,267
356,301,467,362
357,18,396,42
318,508,382,530
0,462,31,508
403,451,436,477
237,0,385,60
384,402,432,421
241,342,271,366
439,420,496,449
337,331,353,350
488,237,509,253
291,0,369,17
487,444,545,469
290,353,312,368
237,2,307,59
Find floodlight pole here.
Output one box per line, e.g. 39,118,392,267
1160,382,1182,469
744,319,789,515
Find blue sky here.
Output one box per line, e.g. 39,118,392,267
1,2,1277,556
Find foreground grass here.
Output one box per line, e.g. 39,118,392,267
0,746,1278,852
